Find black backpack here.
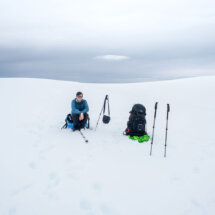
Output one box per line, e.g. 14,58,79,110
124,104,147,136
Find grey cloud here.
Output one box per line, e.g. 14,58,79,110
0,45,214,83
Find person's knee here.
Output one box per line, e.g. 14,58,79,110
72,114,79,123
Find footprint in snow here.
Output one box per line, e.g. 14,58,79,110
29,162,36,169
8,208,16,215
191,200,206,214
46,172,60,189
80,200,92,211
100,204,112,215
11,185,31,196
192,167,200,174
93,183,101,192
49,172,57,180
80,200,94,215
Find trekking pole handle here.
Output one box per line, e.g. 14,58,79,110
166,104,170,126
167,104,170,113
155,102,158,110
166,104,170,130
154,102,158,118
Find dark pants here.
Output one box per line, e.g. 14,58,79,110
72,113,88,130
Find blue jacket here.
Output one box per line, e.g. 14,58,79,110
71,99,89,114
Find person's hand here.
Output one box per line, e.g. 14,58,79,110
79,113,84,121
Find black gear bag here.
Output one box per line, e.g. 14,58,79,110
124,104,147,136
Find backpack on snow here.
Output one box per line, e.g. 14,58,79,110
61,113,90,130
124,104,147,137
61,114,73,129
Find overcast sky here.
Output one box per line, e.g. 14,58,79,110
0,0,215,82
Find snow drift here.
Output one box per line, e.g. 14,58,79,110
0,77,215,215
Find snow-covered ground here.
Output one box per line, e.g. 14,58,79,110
0,77,215,215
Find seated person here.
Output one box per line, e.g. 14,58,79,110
71,91,89,130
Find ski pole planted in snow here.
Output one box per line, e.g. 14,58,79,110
150,102,158,156
95,105,104,131
79,130,88,143
164,104,170,157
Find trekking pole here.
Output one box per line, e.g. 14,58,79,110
164,104,170,158
94,105,104,131
95,95,108,131
150,102,158,156
79,130,88,143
